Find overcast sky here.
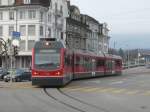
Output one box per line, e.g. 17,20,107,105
71,0,150,49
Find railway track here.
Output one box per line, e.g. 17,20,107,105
43,88,110,112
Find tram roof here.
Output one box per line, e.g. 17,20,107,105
74,50,105,58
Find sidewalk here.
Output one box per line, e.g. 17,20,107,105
123,66,150,74
0,81,35,89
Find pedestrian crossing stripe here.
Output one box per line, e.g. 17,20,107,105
97,88,117,93
82,87,103,92
111,89,127,94
126,90,139,95
142,91,150,96
62,86,150,96
62,86,81,90
63,87,93,91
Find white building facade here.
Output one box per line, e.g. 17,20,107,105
0,0,68,68
85,15,101,54
99,23,110,53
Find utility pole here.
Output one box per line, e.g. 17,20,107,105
128,49,130,69
125,44,130,69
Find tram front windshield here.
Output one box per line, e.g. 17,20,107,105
35,49,60,70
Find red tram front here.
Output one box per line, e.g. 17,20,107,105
32,40,72,86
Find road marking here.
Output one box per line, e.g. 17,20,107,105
142,91,150,96
126,90,139,95
98,88,117,93
62,86,81,90
64,87,91,91
111,89,127,94
110,81,124,85
81,87,102,92
86,80,101,84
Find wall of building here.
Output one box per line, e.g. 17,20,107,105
0,0,110,68
0,0,69,68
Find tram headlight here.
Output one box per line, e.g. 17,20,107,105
33,72,38,75
56,72,60,75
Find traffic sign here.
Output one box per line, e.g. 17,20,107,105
12,31,21,39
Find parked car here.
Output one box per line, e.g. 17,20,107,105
0,68,9,80
4,69,31,82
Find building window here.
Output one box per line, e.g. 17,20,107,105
40,26,43,36
28,40,35,50
0,26,3,36
48,13,51,22
24,0,30,4
40,12,43,21
48,28,51,38
9,26,14,36
20,25,26,36
55,3,58,12
8,0,14,5
0,12,3,20
20,40,25,51
9,11,14,20
20,11,25,19
60,5,63,14
28,25,35,36
28,10,36,19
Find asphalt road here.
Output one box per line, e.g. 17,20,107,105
0,67,150,112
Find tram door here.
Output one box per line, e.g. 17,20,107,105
92,59,96,77
111,60,115,74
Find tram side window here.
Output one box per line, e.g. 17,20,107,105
84,57,91,71
116,60,121,66
106,60,112,69
96,59,104,67
75,55,80,66
112,61,115,69
65,54,71,66
80,57,84,66
88,58,92,71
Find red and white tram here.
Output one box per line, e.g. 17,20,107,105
32,39,122,86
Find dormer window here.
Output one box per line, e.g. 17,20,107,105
24,0,30,4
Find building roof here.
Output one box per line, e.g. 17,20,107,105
85,15,99,24
0,0,50,8
69,5,80,15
